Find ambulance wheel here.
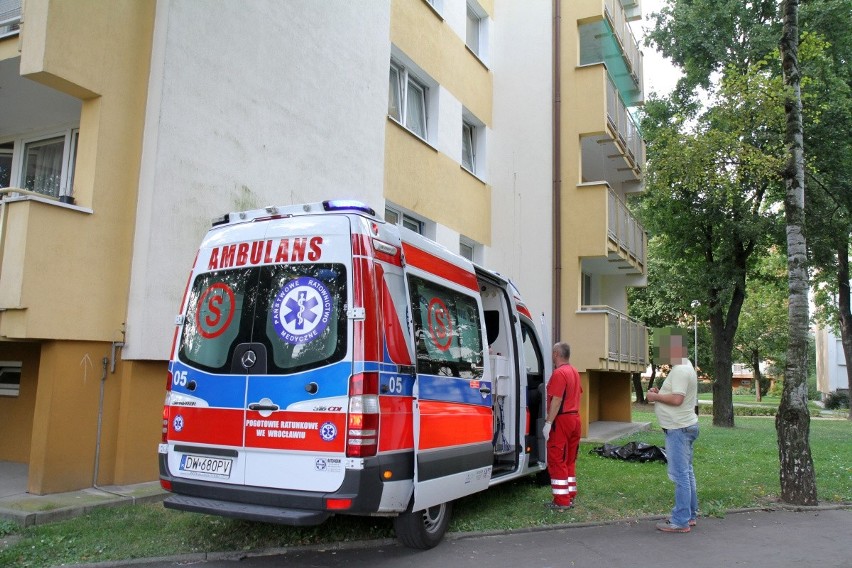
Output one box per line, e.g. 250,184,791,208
393,501,452,549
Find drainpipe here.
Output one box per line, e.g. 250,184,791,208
93,340,125,494
552,0,562,343
93,356,109,488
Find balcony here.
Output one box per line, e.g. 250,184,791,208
574,182,646,274
578,0,644,106
574,306,648,373
607,187,645,269
576,66,644,193
605,77,644,173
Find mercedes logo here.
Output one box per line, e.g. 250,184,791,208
241,350,257,369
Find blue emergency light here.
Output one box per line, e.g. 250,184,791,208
322,200,376,216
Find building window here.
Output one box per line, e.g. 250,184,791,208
0,142,12,188
23,136,65,197
1,129,78,200
389,62,428,140
582,272,593,306
0,362,21,397
459,238,475,261
466,5,481,55
386,206,423,234
462,121,475,173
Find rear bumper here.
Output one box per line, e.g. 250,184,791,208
159,451,412,525
163,494,331,526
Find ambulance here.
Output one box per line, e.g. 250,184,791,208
158,200,550,549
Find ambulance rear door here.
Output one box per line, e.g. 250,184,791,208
403,239,494,511
240,215,353,492
168,214,353,494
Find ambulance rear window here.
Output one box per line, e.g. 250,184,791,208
179,264,346,374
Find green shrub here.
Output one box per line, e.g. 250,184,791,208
824,391,850,410
697,381,713,394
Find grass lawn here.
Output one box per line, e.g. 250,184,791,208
2,410,850,567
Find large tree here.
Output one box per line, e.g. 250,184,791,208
801,0,852,420
776,0,818,505
637,61,785,427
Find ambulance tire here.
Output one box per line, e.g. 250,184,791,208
393,501,453,549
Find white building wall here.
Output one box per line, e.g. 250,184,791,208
487,0,553,333
815,327,848,394
126,0,391,359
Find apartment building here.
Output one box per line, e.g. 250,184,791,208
0,0,646,495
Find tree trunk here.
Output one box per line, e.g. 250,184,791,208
752,349,763,403
648,364,657,392
632,372,646,404
835,241,852,421
710,310,735,427
777,0,818,505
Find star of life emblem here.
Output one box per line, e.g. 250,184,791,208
272,277,333,345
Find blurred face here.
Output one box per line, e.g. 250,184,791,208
666,335,687,363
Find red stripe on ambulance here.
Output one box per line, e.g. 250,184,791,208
402,243,478,292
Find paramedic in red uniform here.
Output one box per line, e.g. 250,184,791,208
542,342,582,511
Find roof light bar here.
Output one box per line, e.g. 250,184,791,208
322,200,376,216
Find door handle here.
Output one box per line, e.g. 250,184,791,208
479,386,492,395
248,403,280,412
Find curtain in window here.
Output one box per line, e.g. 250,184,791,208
388,67,402,121
406,81,426,139
23,137,64,197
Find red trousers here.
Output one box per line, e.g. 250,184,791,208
547,414,580,506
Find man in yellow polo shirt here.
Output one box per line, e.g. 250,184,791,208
647,328,698,533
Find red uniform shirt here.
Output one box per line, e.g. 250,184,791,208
546,363,582,414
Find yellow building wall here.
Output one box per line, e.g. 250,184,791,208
384,122,491,245
27,341,114,494
0,343,40,462
391,0,492,126
3,0,155,342
112,360,167,484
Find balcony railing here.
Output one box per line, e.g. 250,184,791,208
0,0,21,39
603,0,643,88
607,187,646,267
581,306,648,366
605,77,644,171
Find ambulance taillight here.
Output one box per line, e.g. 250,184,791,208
162,372,173,443
346,372,379,458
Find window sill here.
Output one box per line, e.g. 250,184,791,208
1,188,92,214
460,164,487,185
387,116,439,152
422,0,444,21
465,45,490,71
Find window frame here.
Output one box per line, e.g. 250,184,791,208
388,60,429,141
0,361,22,397
466,5,481,55
461,120,475,173
1,128,79,200
385,205,424,235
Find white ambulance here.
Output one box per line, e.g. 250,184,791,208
158,200,550,548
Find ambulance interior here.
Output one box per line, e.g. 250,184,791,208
480,280,546,476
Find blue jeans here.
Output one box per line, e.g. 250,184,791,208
664,424,699,527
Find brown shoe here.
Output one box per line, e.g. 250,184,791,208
656,520,690,533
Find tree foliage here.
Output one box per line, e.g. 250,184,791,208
636,54,785,427
734,250,789,401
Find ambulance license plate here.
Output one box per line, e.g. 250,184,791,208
179,454,233,477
